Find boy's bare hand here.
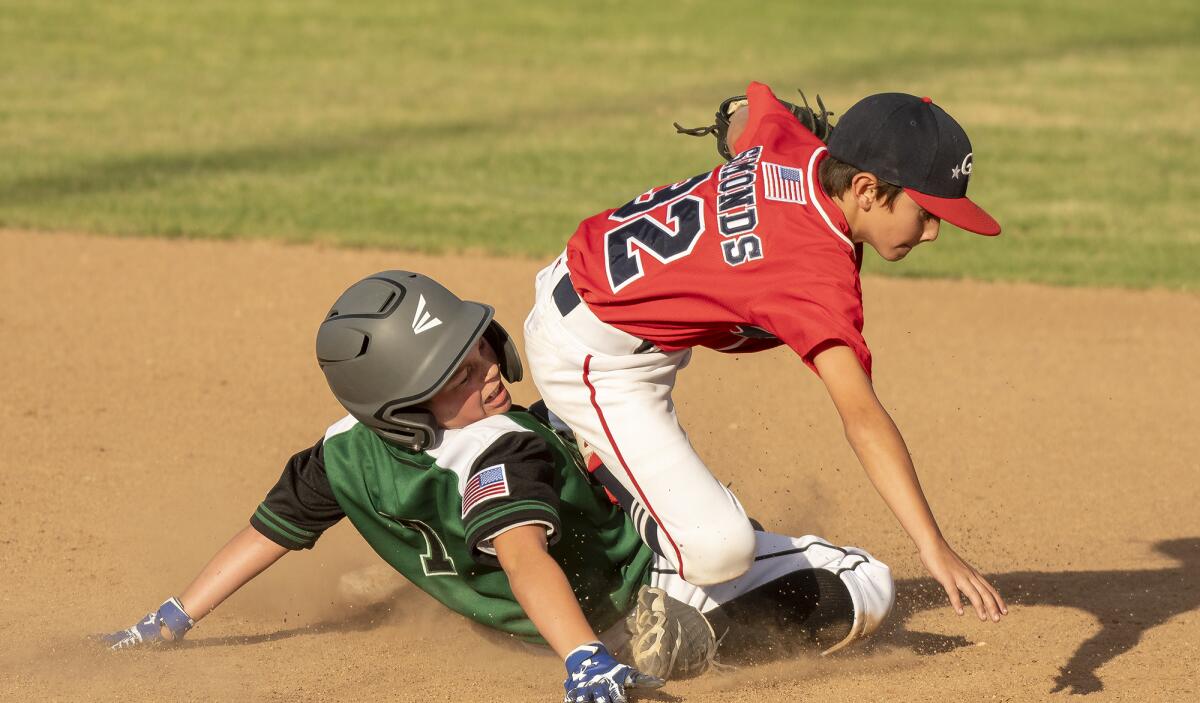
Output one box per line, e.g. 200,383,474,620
919,541,1008,622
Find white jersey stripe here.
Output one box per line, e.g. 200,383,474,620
807,147,855,250
324,414,360,441
425,414,527,494
714,337,749,352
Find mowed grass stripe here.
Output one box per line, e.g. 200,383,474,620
0,1,1196,288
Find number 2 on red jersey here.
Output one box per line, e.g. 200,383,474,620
603,173,709,293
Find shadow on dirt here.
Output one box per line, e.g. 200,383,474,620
183,600,396,649
183,538,1200,697
872,537,1200,695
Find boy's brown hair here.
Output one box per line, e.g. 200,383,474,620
818,156,903,209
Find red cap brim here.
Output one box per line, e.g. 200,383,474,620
905,188,1001,236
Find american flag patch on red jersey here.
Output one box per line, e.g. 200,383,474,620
462,464,510,515
762,162,807,204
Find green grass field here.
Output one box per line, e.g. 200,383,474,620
2,1,1197,288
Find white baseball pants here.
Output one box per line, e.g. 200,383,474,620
524,255,756,585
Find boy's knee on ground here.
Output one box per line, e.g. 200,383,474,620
675,518,756,585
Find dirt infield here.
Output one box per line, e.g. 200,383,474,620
1,229,1197,701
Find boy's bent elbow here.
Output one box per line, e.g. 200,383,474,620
840,401,899,452
841,412,876,447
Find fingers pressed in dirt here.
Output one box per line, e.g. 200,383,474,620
943,580,965,616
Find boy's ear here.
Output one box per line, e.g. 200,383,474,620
851,172,879,212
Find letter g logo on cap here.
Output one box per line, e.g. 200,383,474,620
951,152,973,180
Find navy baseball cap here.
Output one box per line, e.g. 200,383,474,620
828,93,1000,236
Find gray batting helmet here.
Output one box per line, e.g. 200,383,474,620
316,270,522,451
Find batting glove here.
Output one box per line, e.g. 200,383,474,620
563,641,663,703
103,597,194,650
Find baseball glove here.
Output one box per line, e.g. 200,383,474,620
625,585,717,680
673,88,835,160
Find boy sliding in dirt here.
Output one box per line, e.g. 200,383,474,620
523,83,1008,621
102,271,895,703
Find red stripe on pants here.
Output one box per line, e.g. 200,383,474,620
582,353,686,580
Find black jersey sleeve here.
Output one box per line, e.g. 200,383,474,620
249,439,345,550
461,431,561,567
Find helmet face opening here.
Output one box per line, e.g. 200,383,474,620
316,271,522,451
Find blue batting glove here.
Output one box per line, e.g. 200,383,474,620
563,641,664,703
102,597,194,650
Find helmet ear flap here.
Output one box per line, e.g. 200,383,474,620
483,320,523,383
375,406,439,452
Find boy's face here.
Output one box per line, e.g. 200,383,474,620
426,337,512,429
858,189,942,261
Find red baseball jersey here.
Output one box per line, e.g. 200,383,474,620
565,82,871,376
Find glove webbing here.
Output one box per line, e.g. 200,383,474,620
673,89,835,160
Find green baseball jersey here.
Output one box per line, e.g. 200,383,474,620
249,408,653,641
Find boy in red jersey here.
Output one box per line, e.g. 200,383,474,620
523,82,1007,623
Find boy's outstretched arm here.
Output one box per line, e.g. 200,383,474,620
494,525,662,702
812,345,1008,622
103,526,288,648
176,525,290,622
494,525,596,657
